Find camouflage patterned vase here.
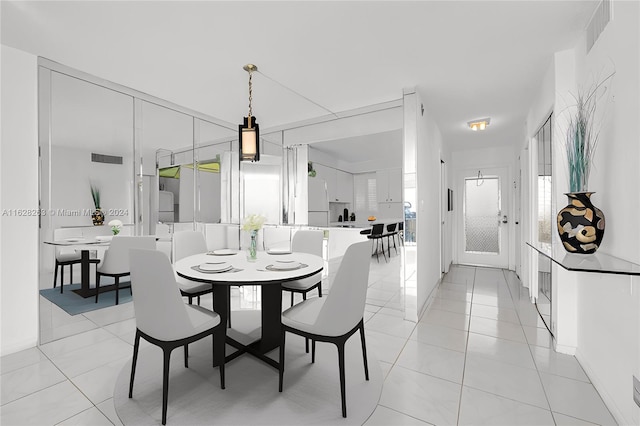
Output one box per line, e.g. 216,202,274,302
557,192,605,254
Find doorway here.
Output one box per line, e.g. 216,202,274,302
457,167,509,268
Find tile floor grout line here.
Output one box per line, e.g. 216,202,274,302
502,268,557,418
376,402,437,425
455,267,476,425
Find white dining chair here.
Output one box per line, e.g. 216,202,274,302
53,228,99,293
173,231,215,306
95,236,156,305
281,230,324,306
128,248,226,425
278,240,371,418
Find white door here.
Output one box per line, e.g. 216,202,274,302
457,167,509,268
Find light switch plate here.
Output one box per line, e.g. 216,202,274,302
634,375,640,408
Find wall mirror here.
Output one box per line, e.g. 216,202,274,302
535,114,553,335
37,61,237,345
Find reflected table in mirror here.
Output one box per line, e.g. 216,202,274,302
175,251,324,370
43,239,110,297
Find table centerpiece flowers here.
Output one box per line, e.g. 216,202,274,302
241,214,266,261
109,219,123,235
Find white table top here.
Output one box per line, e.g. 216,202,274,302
43,238,111,250
175,251,324,286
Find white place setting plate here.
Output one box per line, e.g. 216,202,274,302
207,249,237,256
266,260,303,271
95,235,113,242
197,262,233,273
64,237,83,242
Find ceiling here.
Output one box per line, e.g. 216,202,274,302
1,1,598,153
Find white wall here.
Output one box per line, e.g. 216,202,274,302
0,45,39,355
523,2,640,423
408,89,445,318
571,2,640,424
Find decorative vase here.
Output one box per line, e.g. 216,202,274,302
557,192,605,254
247,230,258,261
92,208,105,226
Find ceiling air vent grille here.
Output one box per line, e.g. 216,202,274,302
586,0,611,53
91,153,123,165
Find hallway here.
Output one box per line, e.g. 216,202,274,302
1,263,615,425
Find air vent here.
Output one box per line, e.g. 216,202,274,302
91,153,123,165
586,0,611,53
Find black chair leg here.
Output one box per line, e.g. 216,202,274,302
115,276,120,305
359,321,369,380
184,344,189,368
337,341,347,418
305,337,309,353
129,330,141,398
278,329,286,392
214,334,225,389
312,340,316,363
54,263,59,289
60,265,65,293
290,291,294,307
188,296,193,305
227,287,232,328
302,293,307,301
95,274,101,303
161,348,172,425
70,264,74,284
318,283,322,298
197,296,201,306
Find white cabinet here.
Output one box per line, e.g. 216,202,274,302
376,168,402,203
335,170,353,203
378,202,404,218
314,164,353,203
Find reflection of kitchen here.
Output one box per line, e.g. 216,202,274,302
307,132,403,228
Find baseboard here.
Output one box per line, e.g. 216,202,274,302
553,342,576,355
575,348,629,426
417,277,442,320
1,338,38,357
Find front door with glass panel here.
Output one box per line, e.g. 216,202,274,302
457,167,509,268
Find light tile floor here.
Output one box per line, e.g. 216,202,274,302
2,254,617,425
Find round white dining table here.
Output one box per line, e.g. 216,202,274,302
175,251,323,369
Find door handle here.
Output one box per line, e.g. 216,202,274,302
502,215,508,224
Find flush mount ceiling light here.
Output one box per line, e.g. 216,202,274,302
467,118,491,131
239,64,260,162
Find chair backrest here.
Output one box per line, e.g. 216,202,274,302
99,236,156,274
129,249,196,340
370,223,385,237
263,226,292,251
386,223,397,233
314,241,370,336
173,231,207,262
291,230,323,257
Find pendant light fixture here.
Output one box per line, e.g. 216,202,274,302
239,64,260,162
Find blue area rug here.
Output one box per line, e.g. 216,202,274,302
39,280,132,315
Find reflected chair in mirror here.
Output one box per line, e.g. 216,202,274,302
281,230,324,307
397,221,404,246
53,228,99,293
128,249,226,425
95,236,156,305
385,223,398,257
367,223,386,262
279,241,371,418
